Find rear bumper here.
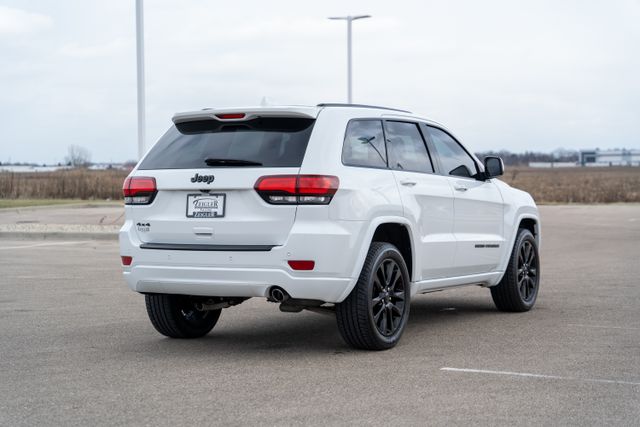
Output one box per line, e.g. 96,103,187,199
119,219,365,303
123,265,352,302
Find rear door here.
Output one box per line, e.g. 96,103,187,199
424,125,505,275
129,115,315,246
384,120,457,280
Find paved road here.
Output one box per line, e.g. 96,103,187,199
1,205,639,426
0,203,123,238
0,202,124,225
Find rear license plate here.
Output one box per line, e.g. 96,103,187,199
186,194,226,218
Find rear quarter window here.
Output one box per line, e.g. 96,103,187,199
342,120,387,168
139,117,315,170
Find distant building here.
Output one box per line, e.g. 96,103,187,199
88,163,129,171
579,149,640,166
528,162,577,168
0,165,71,173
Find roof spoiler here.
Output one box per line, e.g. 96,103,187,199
172,107,319,125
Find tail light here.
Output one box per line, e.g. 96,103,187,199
123,176,157,205
254,175,339,205
121,256,133,266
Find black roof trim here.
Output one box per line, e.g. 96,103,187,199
317,103,411,114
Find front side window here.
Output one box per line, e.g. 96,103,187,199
342,120,387,168
385,121,434,173
428,127,478,178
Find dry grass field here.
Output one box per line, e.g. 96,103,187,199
501,167,640,203
0,169,127,201
0,167,638,204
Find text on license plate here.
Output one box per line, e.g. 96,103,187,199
186,194,225,218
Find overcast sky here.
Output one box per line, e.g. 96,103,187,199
1,0,639,164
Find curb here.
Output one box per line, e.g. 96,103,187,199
0,231,118,241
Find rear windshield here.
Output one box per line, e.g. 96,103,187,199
139,117,315,169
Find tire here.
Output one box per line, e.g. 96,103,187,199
491,229,540,312
145,294,221,338
336,242,411,350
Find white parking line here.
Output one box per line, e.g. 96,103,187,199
440,367,640,386
0,241,86,250
567,323,640,331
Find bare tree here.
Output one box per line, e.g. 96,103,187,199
65,145,92,168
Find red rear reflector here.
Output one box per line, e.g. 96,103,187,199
215,113,246,119
254,175,339,205
288,260,315,270
121,256,133,266
123,176,157,205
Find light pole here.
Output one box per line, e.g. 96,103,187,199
328,15,371,104
135,0,146,160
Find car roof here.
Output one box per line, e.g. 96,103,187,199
169,104,476,165
171,104,446,128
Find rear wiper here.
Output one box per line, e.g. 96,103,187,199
204,158,263,167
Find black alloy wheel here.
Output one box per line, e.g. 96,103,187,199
145,294,221,338
491,228,540,312
372,258,407,336
517,240,538,303
336,242,411,350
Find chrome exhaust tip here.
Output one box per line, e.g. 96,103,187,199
269,286,289,303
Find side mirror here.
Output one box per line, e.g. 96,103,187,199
483,156,504,179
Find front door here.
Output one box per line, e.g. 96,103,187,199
425,125,505,275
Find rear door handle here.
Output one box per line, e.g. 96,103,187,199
454,184,468,192
400,180,417,187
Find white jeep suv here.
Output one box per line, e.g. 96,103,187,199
120,104,540,350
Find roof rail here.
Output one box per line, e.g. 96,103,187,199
317,103,411,114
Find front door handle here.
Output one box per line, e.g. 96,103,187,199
454,184,468,192
400,180,417,187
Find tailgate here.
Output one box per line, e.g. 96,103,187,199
127,114,316,247
129,168,299,246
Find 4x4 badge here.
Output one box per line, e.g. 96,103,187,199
136,222,150,232
191,173,215,184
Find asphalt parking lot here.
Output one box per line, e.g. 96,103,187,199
1,205,639,426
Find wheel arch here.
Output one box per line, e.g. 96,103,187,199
337,216,416,302
371,223,413,281
494,210,541,284
518,217,540,245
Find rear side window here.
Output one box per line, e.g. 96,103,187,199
139,117,315,169
427,126,478,178
342,120,387,168
385,121,434,173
